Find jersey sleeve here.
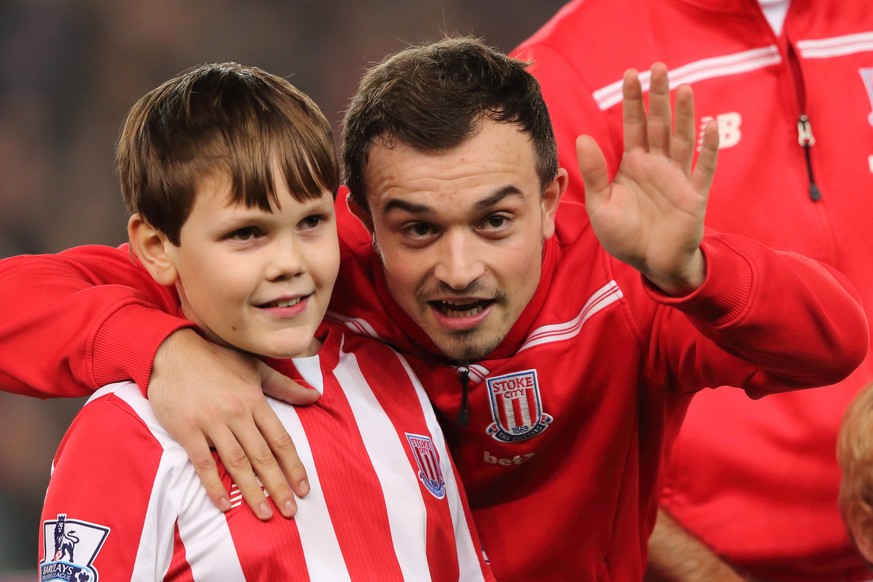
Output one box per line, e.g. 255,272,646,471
0,244,191,398
38,390,170,578
643,234,869,396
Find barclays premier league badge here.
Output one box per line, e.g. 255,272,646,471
486,369,552,442
40,514,109,582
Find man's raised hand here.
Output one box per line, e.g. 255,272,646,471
577,63,720,296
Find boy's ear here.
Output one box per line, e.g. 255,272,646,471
347,191,374,233
127,213,178,286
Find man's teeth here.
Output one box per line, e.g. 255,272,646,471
270,298,302,308
438,300,484,317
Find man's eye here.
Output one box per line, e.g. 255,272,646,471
407,223,434,237
483,215,509,229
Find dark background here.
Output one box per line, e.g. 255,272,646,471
0,0,567,573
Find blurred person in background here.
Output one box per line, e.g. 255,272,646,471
512,0,873,579
838,383,873,568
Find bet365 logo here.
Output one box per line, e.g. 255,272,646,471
698,112,742,151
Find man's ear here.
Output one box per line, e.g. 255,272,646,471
346,190,375,233
541,168,568,239
127,213,178,286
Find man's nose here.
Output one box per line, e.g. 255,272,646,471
432,230,485,290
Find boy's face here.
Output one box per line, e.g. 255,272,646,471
166,170,339,359
358,118,563,361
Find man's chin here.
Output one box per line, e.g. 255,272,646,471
430,332,501,363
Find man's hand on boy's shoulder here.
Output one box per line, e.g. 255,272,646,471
149,328,318,520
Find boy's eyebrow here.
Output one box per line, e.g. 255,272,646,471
382,185,523,216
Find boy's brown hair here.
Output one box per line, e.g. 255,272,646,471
117,62,339,245
341,36,558,214
837,383,873,563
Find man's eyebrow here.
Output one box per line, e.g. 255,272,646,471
383,198,430,215
382,185,524,216
474,186,523,211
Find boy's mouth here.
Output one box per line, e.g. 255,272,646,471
259,296,305,309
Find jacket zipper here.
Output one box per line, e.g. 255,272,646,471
796,114,822,201
456,363,470,426
786,36,823,201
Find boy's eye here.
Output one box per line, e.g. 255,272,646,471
226,226,262,241
300,215,325,230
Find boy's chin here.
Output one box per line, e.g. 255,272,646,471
263,338,322,359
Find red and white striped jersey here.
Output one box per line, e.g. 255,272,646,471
38,322,492,581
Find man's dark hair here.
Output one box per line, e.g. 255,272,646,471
341,36,558,212
117,62,339,245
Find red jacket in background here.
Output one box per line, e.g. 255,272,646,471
513,0,873,578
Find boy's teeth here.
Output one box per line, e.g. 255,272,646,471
273,298,301,308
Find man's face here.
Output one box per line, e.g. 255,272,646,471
166,169,339,359
359,119,563,361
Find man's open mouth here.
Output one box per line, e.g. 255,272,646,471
431,299,493,318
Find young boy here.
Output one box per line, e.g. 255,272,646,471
37,62,491,581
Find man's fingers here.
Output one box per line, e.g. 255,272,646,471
233,413,303,518
691,119,720,196
183,434,233,512
577,134,611,210
622,69,647,152
253,401,310,495
260,362,320,406
671,84,696,173
210,426,276,521
646,63,672,156
147,330,308,521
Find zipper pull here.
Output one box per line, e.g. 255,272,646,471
797,114,822,201
457,363,470,426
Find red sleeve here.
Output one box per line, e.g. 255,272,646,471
646,234,870,396
0,244,190,398
38,392,166,576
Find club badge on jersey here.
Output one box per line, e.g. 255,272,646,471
406,433,446,499
40,513,109,582
485,369,552,442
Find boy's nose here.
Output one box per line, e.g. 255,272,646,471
266,239,304,281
